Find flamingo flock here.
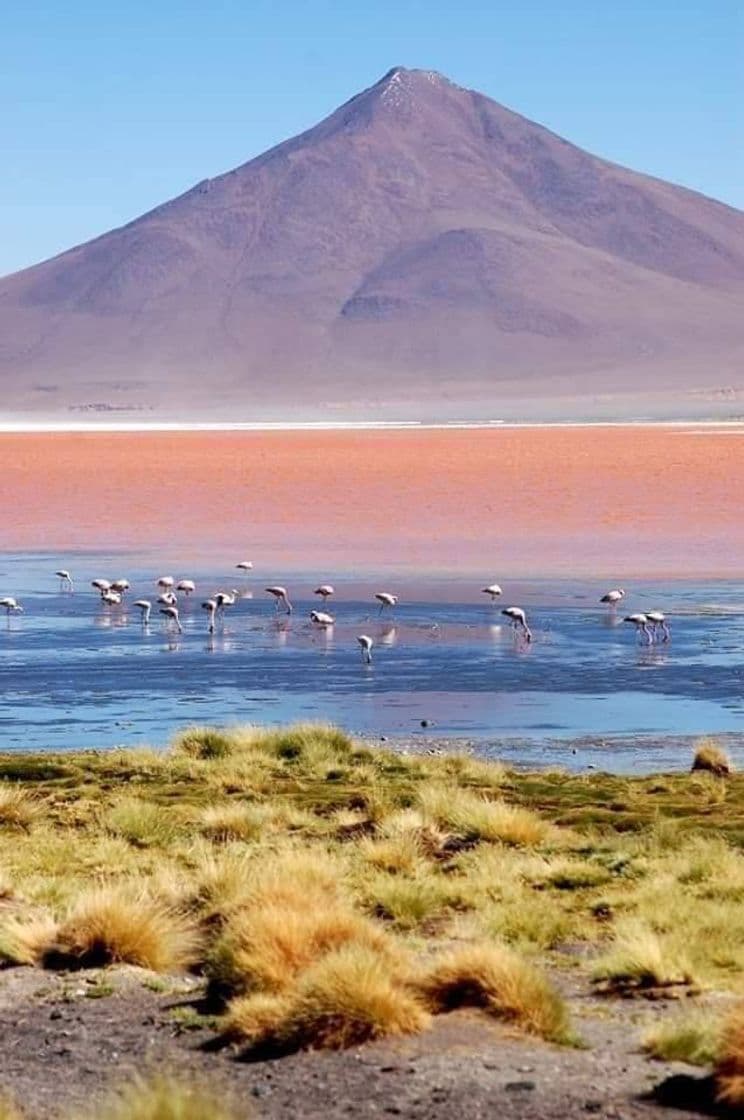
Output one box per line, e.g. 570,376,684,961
0,567,673,659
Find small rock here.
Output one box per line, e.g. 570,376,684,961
49,1009,63,1020
505,1080,536,1092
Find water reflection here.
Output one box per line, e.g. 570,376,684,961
270,619,291,647
377,624,397,647
4,563,744,766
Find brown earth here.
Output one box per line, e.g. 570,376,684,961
1,426,743,577
0,965,726,1119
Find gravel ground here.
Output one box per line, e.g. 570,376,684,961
0,966,728,1119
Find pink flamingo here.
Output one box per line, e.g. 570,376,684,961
266,586,292,614
501,606,532,642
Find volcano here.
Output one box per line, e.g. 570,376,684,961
1,67,742,421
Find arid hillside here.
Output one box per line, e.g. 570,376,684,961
1,67,742,420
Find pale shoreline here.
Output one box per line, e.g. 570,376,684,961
2,418,744,433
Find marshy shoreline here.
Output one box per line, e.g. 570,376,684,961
1,724,743,1119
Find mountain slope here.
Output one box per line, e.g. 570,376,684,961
1,67,742,421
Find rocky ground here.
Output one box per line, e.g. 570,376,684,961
0,966,727,1119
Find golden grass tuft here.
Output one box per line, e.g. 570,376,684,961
209,897,397,997
46,885,201,972
0,786,41,831
0,869,14,900
642,1011,719,1065
0,913,59,966
251,723,354,764
691,738,732,777
715,1001,744,1107
172,726,239,760
104,799,178,848
415,942,571,1042
362,870,470,930
221,991,291,1043
90,1074,240,1120
198,802,271,843
592,921,698,996
226,944,429,1051
247,848,345,907
418,785,549,846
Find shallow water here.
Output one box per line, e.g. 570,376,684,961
1,553,743,772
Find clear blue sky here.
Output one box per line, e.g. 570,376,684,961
1,0,741,277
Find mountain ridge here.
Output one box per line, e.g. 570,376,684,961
1,66,742,421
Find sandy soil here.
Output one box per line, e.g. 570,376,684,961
0,965,726,1119
1,426,743,577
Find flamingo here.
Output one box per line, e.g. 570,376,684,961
600,588,625,608
100,589,122,606
624,613,653,643
160,605,182,633
157,591,178,606
91,578,111,594
481,584,502,601
236,561,253,572
157,576,175,592
310,609,334,627
266,586,292,614
215,590,239,615
0,597,23,616
375,592,398,615
501,606,532,642
111,579,130,595
201,598,218,633
134,599,151,624
646,610,671,642
176,579,196,595
357,635,373,663
55,569,74,591
314,584,335,602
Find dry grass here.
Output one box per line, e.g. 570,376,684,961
46,885,201,971
226,944,429,1051
209,895,397,998
363,871,468,930
3,720,744,1067
0,912,59,966
0,786,41,831
415,942,571,1042
0,1098,24,1120
172,726,239,760
198,802,271,843
90,1075,240,1120
105,799,178,848
592,921,698,996
642,1011,720,1065
418,785,550,846
715,1001,744,1107
691,738,732,777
